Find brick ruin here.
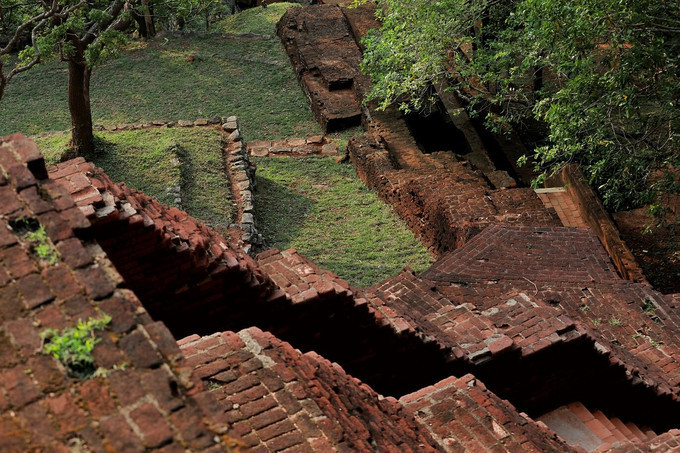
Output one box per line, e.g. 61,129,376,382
2,3,680,453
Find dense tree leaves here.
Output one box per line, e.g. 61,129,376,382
360,0,680,214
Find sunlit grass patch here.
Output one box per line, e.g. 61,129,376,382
253,156,433,287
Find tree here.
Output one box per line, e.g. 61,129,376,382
53,0,133,154
360,0,680,215
0,0,86,100
0,1,134,155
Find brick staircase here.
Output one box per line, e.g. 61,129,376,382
538,401,657,451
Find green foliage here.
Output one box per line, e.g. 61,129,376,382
253,156,433,287
361,0,680,214
25,225,59,265
41,315,112,379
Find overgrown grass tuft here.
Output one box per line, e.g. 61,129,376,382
0,3,318,141
253,156,433,287
37,128,234,230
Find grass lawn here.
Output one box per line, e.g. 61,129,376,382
0,3,319,142
36,128,234,231
253,156,433,287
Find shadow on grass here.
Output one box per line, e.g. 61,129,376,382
88,134,177,207
253,173,315,250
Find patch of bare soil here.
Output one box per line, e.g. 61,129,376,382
614,208,680,294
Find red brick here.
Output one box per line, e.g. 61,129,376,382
55,238,92,269
130,402,173,448
0,222,18,248
79,379,116,418
42,265,81,301
46,392,88,433
3,365,41,409
1,245,38,279
19,186,53,214
108,369,145,406
0,185,23,215
74,265,114,300
5,317,41,356
17,273,54,309
27,355,65,393
37,211,73,242
119,329,162,369
266,430,306,451
91,332,126,369
59,206,90,231
274,388,303,414
98,296,136,334
100,413,144,453
144,322,181,361
140,368,185,412
19,400,59,444
0,413,29,452
0,283,25,323
169,406,214,449
249,407,288,430
230,383,270,405
7,164,36,190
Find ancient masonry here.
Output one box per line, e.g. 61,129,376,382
2,4,680,453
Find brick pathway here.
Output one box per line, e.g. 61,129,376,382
535,187,588,228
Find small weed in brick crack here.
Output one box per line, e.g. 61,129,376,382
9,217,59,265
41,315,112,379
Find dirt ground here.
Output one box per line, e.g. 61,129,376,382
614,208,680,294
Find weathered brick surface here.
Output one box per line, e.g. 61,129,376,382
348,132,560,257
400,374,574,452
48,154,277,338
277,5,366,132
0,133,240,452
180,327,443,452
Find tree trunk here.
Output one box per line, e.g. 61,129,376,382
141,0,156,37
67,58,94,155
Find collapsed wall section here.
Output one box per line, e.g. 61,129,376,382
348,133,560,256
48,156,278,338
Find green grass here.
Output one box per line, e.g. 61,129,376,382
0,3,319,141
36,128,234,230
219,2,300,35
253,156,433,287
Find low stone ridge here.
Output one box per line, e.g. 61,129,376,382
48,154,277,339
246,136,334,158
223,118,265,253
179,327,444,452
0,133,239,452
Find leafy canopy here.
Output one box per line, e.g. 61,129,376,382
360,0,680,214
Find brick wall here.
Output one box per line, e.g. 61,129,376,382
49,158,277,338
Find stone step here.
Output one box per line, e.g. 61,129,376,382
626,422,648,442
566,403,617,445
538,406,604,451
609,417,638,442
592,410,627,443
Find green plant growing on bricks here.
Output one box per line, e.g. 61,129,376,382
41,315,112,379
25,225,59,265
